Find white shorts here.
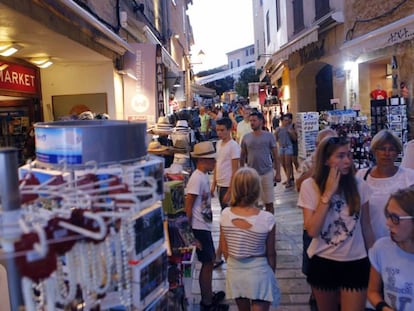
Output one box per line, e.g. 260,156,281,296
260,169,274,204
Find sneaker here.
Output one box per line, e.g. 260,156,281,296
212,291,225,305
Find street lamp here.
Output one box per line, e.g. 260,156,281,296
190,49,205,65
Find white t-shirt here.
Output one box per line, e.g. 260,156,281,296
298,177,369,261
185,169,212,231
216,139,240,187
356,167,414,241
220,208,275,259
237,120,252,143
369,237,414,310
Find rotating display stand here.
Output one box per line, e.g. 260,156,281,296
0,121,172,311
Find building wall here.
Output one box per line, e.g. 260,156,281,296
227,45,255,69
344,0,414,40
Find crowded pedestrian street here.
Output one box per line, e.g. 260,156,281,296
188,176,312,310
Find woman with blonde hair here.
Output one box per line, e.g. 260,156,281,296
220,167,280,310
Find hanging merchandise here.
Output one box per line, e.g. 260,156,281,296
295,112,319,159
325,109,373,169
370,97,407,162
0,120,175,311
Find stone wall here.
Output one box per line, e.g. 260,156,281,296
344,0,414,41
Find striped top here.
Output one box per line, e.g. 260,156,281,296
220,208,275,259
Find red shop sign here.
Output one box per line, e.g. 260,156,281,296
0,63,37,94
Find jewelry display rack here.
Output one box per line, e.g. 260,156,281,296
0,120,171,311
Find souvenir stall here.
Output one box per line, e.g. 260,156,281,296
0,120,172,311
370,97,408,162
324,109,372,169
295,112,319,159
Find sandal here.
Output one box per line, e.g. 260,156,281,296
213,260,224,269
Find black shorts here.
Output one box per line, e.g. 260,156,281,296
192,229,215,263
307,255,369,291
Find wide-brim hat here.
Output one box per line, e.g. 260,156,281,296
190,141,216,158
154,116,173,134
148,141,169,152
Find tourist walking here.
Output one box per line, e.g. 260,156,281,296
220,167,280,311
211,117,240,269
367,186,414,311
240,111,281,214
185,141,225,310
298,136,371,311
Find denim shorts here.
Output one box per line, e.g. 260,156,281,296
279,145,293,156
192,229,215,263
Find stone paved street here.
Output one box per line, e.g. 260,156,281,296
187,176,312,310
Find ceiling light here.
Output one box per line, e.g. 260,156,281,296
0,43,22,57
30,57,53,68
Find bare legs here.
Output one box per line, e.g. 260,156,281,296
235,298,271,311
280,154,293,186
313,287,367,311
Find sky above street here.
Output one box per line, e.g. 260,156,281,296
187,0,254,73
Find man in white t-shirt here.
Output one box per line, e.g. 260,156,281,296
236,106,252,144
211,117,240,268
185,141,225,310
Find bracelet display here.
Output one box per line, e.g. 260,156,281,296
375,301,390,311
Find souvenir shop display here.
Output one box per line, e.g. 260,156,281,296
0,120,177,311
295,112,319,159
370,97,407,161
325,109,373,169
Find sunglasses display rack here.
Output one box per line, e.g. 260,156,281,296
324,109,373,169
295,112,319,159
370,98,407,162
0,141,175,310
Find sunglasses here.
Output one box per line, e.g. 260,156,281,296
384,209,414,225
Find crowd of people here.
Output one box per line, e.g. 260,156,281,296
180,102,414,311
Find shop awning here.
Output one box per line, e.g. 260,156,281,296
341,14,414,58
191,83,216,97
270,25,319,65
143,25,181,75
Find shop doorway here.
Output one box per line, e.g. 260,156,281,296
315,64,333,111
0,98,39,163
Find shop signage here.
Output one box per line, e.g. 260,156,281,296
387,26,414,44
0,62,37,94
299,39,325,65
123,44,157,125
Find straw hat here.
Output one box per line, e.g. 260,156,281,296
147,141,169,152
174,120,189,132
154,116,173,135
190,141,216,158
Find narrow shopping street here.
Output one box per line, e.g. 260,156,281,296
187,178,312,310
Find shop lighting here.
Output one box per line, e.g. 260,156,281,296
30,57,53,68
0,63,9,71
0,43,22,57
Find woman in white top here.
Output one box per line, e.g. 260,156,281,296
356,129,414,247
220,167,280,310
368,186,414,311
298,136,370,311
